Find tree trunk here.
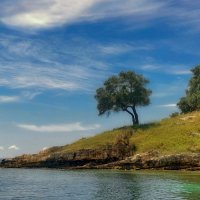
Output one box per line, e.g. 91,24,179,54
132,106,139,125
131,115,135,126
124,107,139,126
124,108,136,125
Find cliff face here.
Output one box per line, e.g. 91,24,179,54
0,146,131,169
2,150,200,170
102,152,200,170
0,131,135,169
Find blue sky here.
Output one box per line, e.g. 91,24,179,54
0,0,199,157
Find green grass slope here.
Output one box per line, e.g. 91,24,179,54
47,111,200,156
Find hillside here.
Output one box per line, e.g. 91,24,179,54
1,111,200,170
46,111,200,155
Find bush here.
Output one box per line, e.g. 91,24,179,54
113,131,135,159
170,112,179,118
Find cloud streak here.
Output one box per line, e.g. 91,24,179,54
140,64,192,76
0,34,152,93
0,62,106,92
0,96,19,103
17,122,100,132
158,104,177,108
0,0,97,29
0,34,112,93
8,145,20,150
1,0,200,33
0,0,165,30
0,146,4,151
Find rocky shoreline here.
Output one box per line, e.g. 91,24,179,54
1,149,200,170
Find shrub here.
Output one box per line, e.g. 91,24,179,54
170,112,179,118
113,132,135,159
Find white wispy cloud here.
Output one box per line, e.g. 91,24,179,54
167,69,192,75
0,29,191,96
0,0,165,30
158,104,177,108
140,64,160,71
99,43,153,55
1,0,200,32
17,122,100,132
152,78,187,98
0,92,41,104
0,34,152,93
0,63,96,92
0,146,4,151
8,145,20,150
0,96,20,103
21,91,42,100
0,0,97,29
170,1,200,32
140,63,191,76
0,34,111,92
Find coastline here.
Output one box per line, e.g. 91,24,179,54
2,112,200,171
1,151,200,171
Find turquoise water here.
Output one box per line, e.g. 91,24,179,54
1,169,200,200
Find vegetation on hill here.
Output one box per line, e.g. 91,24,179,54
178,65,200,113
45,111,200,157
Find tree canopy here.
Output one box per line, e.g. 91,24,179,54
95,71,152,125
177,65,200,113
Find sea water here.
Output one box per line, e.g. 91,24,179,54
0,168,200,200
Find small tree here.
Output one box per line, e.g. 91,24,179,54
95,71,152,125
177,65,200,113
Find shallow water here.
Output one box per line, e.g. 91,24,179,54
1,169,200,200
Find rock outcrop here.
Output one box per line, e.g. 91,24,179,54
0,132,135,169
99,152,200,170
1,149,200,170
0,146,129,169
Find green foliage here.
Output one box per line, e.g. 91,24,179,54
178,65,200,113
95,71,152,125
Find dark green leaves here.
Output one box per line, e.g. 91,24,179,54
95,71,152,124
178,65,200,113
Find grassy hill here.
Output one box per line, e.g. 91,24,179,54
2,111,200,169
46,111,200,156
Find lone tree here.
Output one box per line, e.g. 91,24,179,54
177,65,200,113
95,71,152,125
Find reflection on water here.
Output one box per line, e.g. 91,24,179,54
0,169,200,200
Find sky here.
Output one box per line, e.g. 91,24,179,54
0,0,199,157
